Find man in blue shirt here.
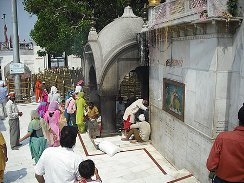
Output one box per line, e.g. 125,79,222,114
0,81,8,120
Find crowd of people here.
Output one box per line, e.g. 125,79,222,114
0,80,103,182
0,77,243,183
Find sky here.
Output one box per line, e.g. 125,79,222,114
0,0,37,43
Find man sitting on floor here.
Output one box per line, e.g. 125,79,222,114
121,114,151,143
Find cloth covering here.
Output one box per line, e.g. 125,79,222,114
35,146,83,183
48,86,60,103
206,126,244,182
44,102,60,147
123,99,147,124
130,120,151,142
35,80,42,103
28,119,47,162
37,102,48,118
0,132,6,171
76,92,86,133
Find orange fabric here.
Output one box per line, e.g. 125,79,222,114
206,126,244,182
35,80,42,102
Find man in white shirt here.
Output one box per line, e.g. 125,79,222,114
123,99,148,125
6,92,22,150
35,126,83,183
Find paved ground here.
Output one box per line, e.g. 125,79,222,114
0,103,201,183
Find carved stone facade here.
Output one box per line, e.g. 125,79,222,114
148,1,244,182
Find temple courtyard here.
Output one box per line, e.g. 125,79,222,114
0,102,201,183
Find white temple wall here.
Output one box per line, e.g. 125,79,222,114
149,31,237,182
229,21,244,130
67,55,82,69
0,45,82,79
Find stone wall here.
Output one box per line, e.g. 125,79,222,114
149,22,244,182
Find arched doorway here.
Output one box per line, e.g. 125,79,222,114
88,65,99,106
119,66,149,104
115,66,149,130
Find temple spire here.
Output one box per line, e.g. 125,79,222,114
90,10,96,31
126,0,131,7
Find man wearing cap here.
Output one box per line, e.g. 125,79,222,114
6,92,23,150
0,81,8,119
206,104,244,183
122,114,151,143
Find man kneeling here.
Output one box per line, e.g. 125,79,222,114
121,114,150,143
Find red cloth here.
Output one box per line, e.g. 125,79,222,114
123,115,131,130
35,80,42,102
206,126,244,182
77,80,84,86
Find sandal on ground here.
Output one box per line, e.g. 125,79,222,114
121,138,129,141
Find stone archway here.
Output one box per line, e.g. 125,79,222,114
88,65,99,106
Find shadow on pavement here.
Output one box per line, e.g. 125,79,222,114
0,119,7,131
5,168,27,182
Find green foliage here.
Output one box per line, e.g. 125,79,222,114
91,0,147,32
37,50,47,57
23,0,147,57
227,0,239,17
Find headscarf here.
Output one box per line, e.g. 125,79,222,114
48,101,59,111
50,86,57,94
31,110,40,120
30,110,42,131
77,92,85,99
0,81,4,87
138,114,145,122
8,92,15,97
77,80,84,86
75,85,82,94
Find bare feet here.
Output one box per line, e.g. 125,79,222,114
121,138,129,141
129,140,137,143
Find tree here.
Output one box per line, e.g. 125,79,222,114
23,0,148,57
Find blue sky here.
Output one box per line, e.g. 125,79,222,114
0,0,37,43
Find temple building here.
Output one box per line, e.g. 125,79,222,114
84,0,244,182
147,0,244,182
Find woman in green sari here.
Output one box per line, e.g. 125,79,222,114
19,110,47,163
76,92,87,133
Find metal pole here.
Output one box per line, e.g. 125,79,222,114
11,0,21,99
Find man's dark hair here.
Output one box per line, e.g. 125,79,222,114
88,102,94,107
60,126,78,148
238,103,244,126
78,159,95,179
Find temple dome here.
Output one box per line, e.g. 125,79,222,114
97,6,143,61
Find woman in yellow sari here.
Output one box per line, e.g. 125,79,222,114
0,132,7,183
76,92,86,133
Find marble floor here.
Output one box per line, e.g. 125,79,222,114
0,103,201,183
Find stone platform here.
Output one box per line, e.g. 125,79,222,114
0,103,201,183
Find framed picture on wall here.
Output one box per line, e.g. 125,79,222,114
163,78,185,121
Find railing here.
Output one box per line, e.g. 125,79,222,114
0,42,34,51
7,78,32,103
149,0,233,28
32,68,84,100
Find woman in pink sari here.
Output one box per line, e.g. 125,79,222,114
41,89,48,103
43,102,60,147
